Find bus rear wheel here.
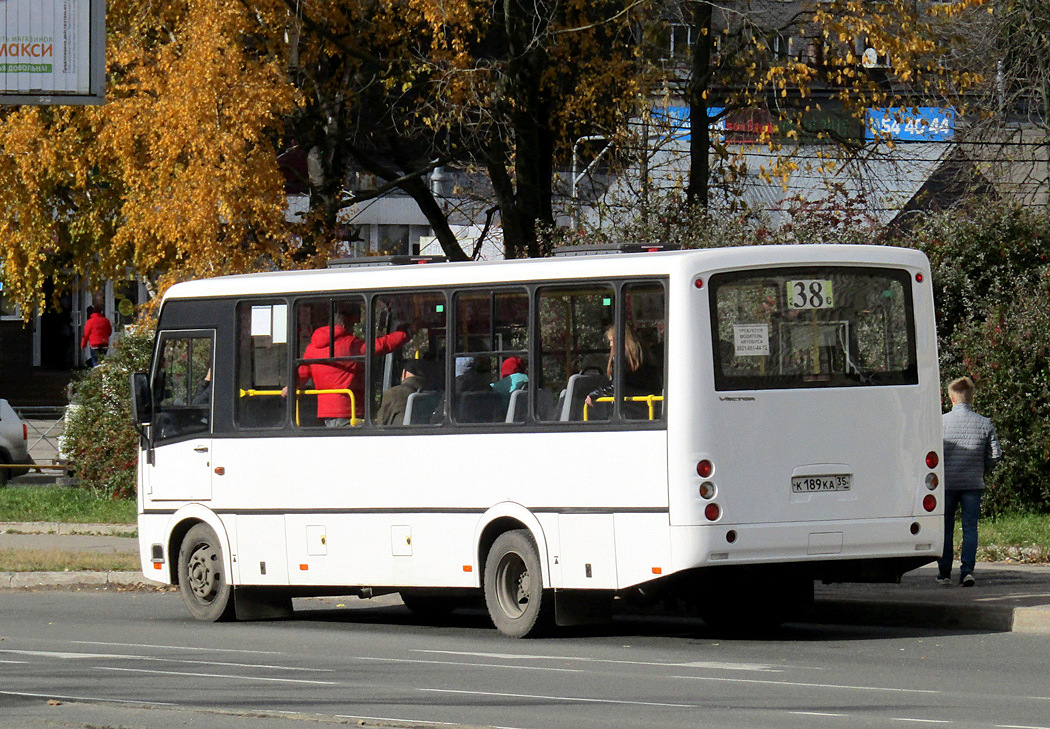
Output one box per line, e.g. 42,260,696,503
484,530,552,638
178,523,235,622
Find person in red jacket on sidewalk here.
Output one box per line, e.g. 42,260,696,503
80,306,113,367
296,307,412,426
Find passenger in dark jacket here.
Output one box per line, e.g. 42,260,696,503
377,359,434,425
937,376,1002,587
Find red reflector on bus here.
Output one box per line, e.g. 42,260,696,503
22,423,28,441
926,451,939,469
915,272,924,283
463,565,473,573
299,564,309,571
697,460,714,478
923,495,937,512
704,503,721,521
652,567,662,574
694,278,704,289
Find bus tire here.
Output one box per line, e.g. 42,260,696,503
484,529,552,638
178,523,236,622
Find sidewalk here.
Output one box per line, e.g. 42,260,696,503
2,522,1049,633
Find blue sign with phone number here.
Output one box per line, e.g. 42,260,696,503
866,107,955,142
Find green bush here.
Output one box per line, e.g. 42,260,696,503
905,200,1050,514
63,327,154,498
952,286,1050,514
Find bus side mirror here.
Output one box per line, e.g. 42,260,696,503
130,372,153,425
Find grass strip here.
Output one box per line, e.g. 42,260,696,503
0,548,139,572
0,486,135,524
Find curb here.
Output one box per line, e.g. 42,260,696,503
0,571,164,589
0,522,136,536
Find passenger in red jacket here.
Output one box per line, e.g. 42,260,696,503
297,313,410,426
80,306,113,367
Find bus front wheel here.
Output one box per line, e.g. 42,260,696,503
484,530,552,638
178,523,235,622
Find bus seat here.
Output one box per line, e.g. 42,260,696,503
456,390,503,423
403,390,442,425
536,388,557,421
553,388,566,421
558,373,608,421
506,388,527,423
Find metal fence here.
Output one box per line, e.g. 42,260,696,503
12,405,68,471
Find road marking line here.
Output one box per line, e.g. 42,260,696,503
891,720,951,724
0,659,28,664
357,656,583,673
420,687,696,708
667,674,937,694
0,689,175,706
95,666,340,685
70,640,281,655
0,648,331,673
412,649,779,672
996,725,1050,729
791,711,848,717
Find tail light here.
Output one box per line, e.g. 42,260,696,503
923,495,937,512
925,473,938,490
699,482,716,500
22,423,28,442
696,460,714,478
926,451,939,469
704,503,721,521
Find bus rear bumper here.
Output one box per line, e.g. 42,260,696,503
669,516,942,578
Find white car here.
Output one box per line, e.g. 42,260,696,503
0,399,32,486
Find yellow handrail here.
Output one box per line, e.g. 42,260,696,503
239,388,360,426
583,394,664,421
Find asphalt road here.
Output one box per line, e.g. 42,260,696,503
2,589,1050,729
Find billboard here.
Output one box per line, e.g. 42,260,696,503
0,0,104,104
866,107,955,142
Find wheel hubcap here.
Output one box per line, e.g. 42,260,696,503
495,551,530,619
187,543,221,604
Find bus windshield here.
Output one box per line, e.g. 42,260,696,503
710,266,917,390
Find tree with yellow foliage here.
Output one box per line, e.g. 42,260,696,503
0,0,295,314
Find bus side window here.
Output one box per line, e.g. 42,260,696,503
537,285,613,423
371,291,447,426
235,302,288,429
452,289,529,424
293,297,367,428
152,333,213,442
622,283,666,421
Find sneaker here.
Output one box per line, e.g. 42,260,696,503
936,574,951,586
960,573,975,587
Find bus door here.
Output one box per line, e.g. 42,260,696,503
144,331,215,502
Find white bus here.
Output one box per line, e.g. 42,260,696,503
131,244,944,636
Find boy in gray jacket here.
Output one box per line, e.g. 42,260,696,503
937,377,1002,587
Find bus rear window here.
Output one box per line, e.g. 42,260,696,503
710,267,918,390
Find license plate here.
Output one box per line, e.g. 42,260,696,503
791,474,851,493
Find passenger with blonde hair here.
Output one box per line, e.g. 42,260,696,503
586,323,663,420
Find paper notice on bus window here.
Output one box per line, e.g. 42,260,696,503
250,305,272,338
271,305,288,344
733,324,769,356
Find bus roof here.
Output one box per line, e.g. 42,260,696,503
162,244,929,301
